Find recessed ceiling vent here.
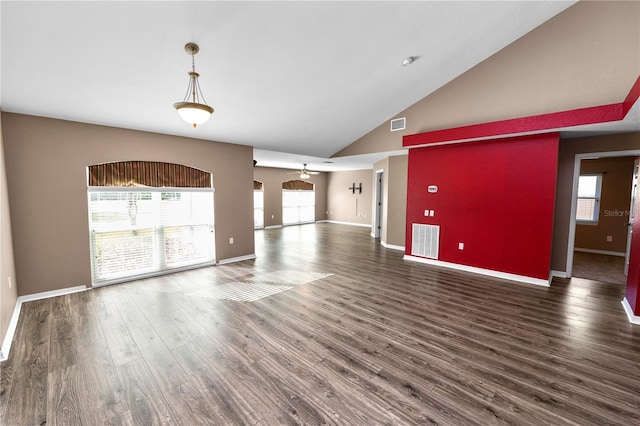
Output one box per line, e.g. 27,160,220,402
390,117,406,132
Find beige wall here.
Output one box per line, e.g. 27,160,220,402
334,1,640,158
575,157,635,254
253,166,327,227
372,155,407,248
0,112,19,349
552,132,640,273
326,170,372,226
385,155,408,248
2,113,254,296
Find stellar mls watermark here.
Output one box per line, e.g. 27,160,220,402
603,209,630,217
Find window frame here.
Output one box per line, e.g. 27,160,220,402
576,173,603,224
282,189,315,226
87,185,215,286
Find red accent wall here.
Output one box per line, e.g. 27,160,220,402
405,133,559,280
626,162,640,314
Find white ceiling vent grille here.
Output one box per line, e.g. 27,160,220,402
390,117,406,132
411,223,439,259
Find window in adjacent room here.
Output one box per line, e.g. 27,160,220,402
254,180,264,229
282,180,315,226
576,173,603,223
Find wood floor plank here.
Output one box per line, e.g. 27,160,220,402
94,290,142,366
116,358,177,425
2,299,52,426
2,223,640,425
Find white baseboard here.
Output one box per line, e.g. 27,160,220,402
381,241,405,251
318,220,371,228
551,270,570,279
264,225,283,229
1,285,87,362
574,248,625,257
622,298,640,324
217,254,257,265
403,255,550,287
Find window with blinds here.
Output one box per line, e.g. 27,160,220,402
254,181,264,229
282,189,315,225
87,187,215,285
576,174,603,223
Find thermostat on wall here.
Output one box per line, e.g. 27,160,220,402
427,185,438,193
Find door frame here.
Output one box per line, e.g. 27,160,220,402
373,169,384,239
566,149,640,277
624,159,638,276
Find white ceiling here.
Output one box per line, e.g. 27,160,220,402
0,1,593,171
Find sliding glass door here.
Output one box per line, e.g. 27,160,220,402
87,187,215,285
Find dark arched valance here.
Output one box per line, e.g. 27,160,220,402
282,180,314,191
88,161,211,188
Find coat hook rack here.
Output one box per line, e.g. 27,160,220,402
349,183,363,194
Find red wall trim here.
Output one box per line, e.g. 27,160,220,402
623,75,640,116
403,75,640,148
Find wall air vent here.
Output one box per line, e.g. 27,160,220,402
411,223,439,259
390,117,406,132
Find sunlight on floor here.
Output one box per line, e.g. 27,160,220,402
189,270,333,302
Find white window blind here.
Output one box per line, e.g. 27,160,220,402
282,190,315,225
88,188,215,285
576,174,602,223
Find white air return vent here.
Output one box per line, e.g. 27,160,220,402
411,223,439,259
390,117,406,132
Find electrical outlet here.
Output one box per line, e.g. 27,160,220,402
458,242,464,250
271,215,275,219
606,235,613,242
229,237,234,244
424,209,429,216
430,210,435,217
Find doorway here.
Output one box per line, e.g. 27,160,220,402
373,170,383,238
568,151,640,284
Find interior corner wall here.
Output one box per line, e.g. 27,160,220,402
406,134,559,281
326,169,372,226
2,112,254,296
386,156,408,248
552,132,640,273
253,166,327,228
373,156,407,247
0,112,19,348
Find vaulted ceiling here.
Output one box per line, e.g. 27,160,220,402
0,1,583,170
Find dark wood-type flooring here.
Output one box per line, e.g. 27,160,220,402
2,223,640,425
572,251,627,286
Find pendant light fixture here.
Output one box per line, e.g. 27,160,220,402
173,43,214,128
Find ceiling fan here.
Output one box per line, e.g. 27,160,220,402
287,164,320,179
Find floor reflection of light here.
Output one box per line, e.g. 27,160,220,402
189,270,332,302
555,278,599,345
